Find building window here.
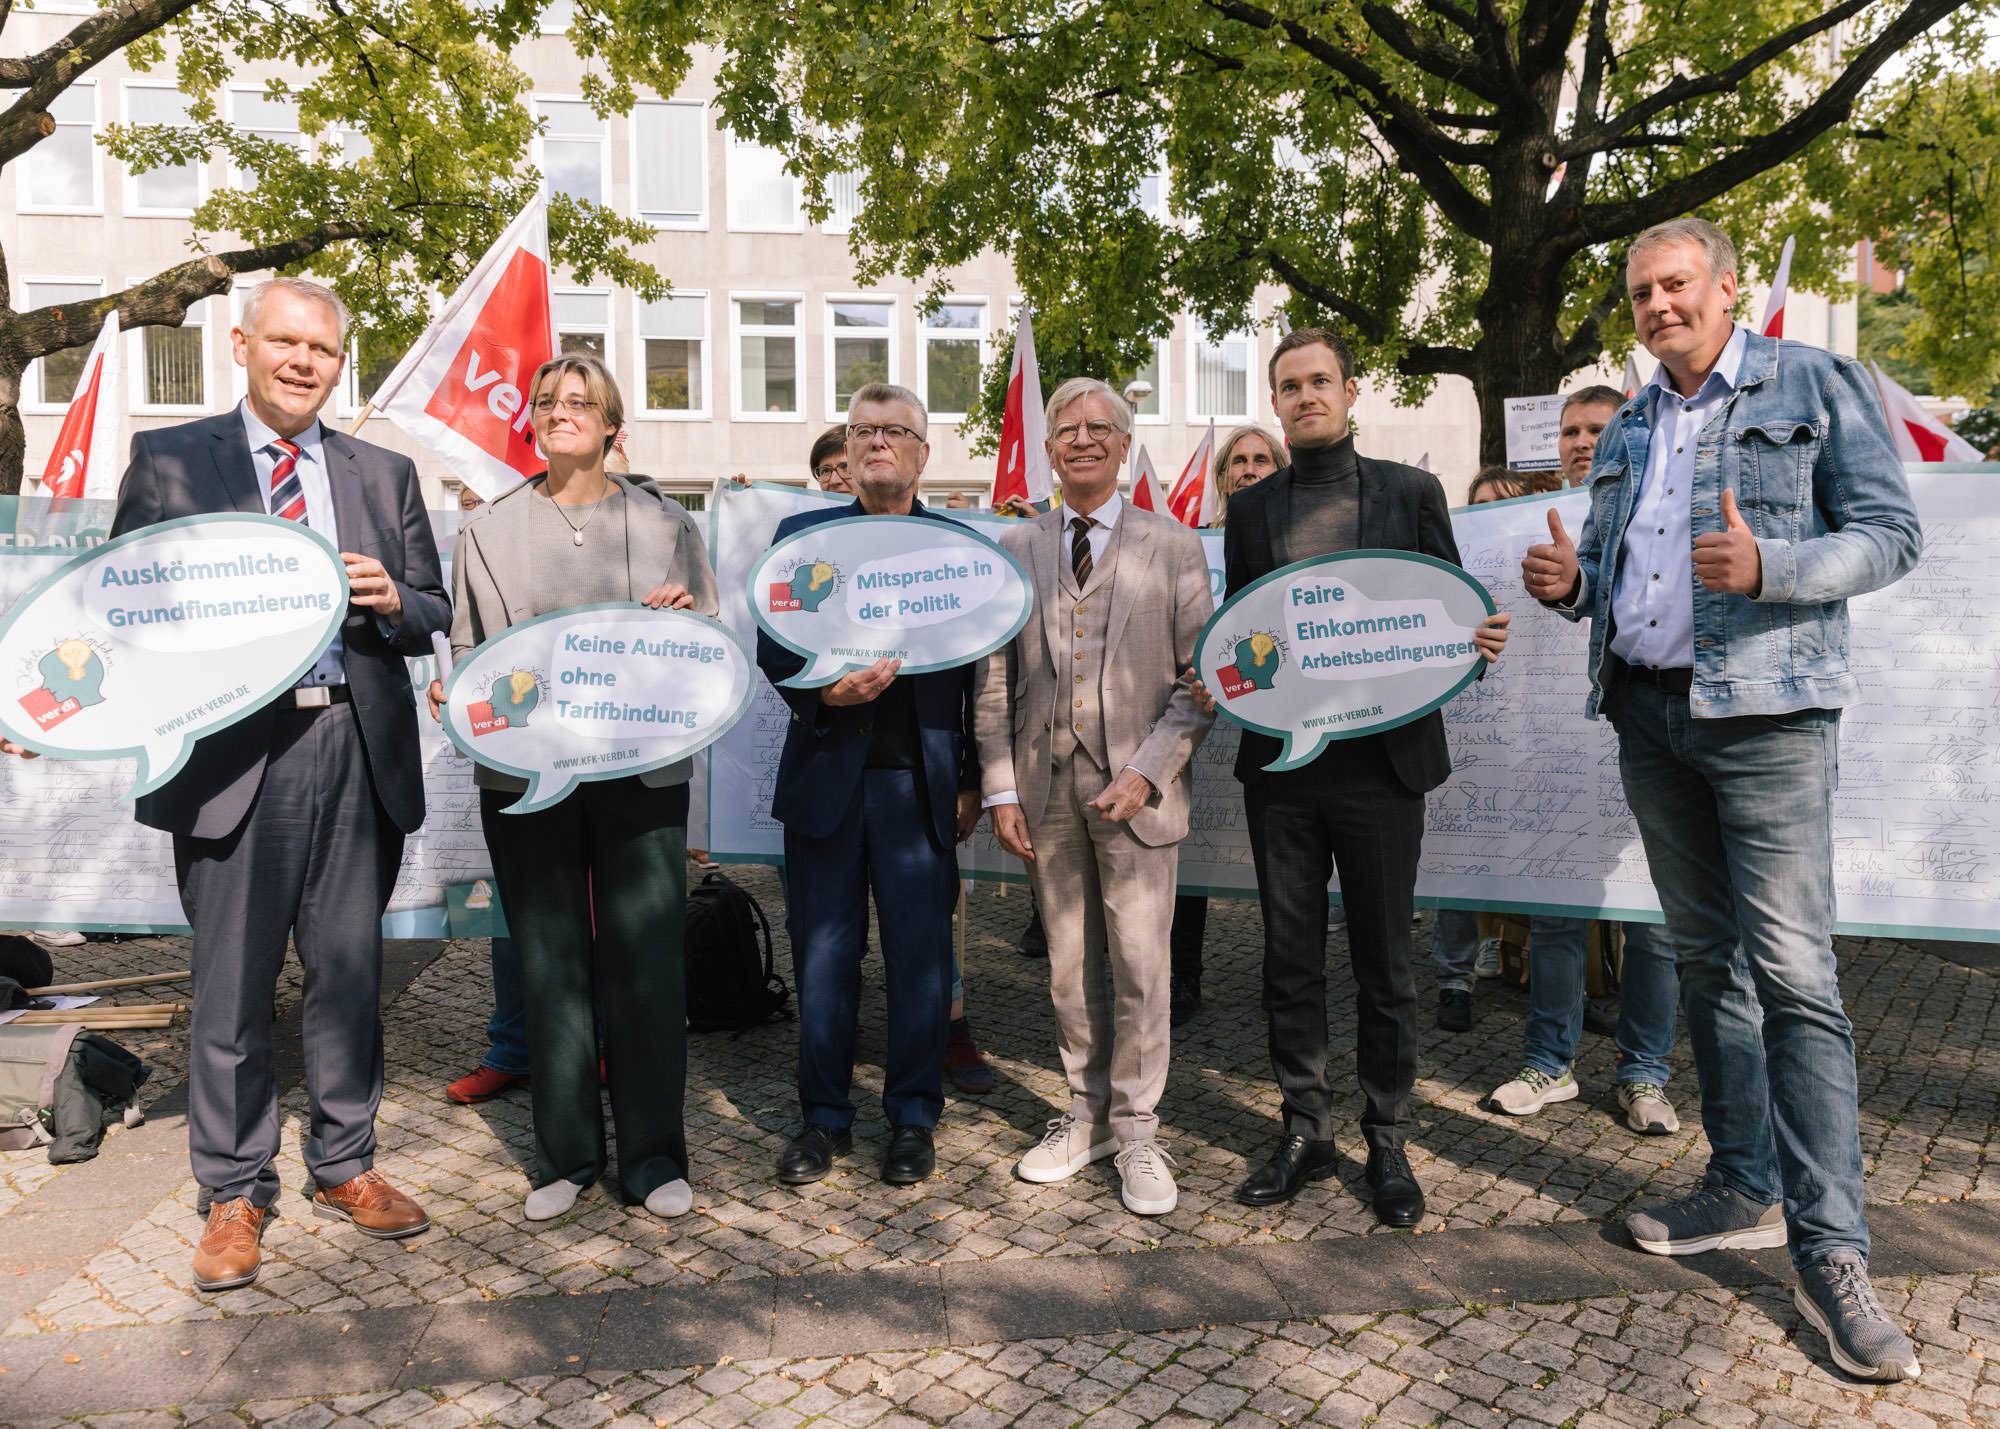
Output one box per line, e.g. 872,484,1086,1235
1115,341,1169,425
638,293,707,416
21,280,105,410
20,83,99,212
1191,322,1251,420
228,88,301,190
733,297,801,419
136,301,208,411
726,132,800,231
537,0,575,31
921,302,984,420
634,100,705,227
823,168,864,235
342,331,410,415
536,98,607,207
122,83,203,215
828,300,892,415
553,289,611,357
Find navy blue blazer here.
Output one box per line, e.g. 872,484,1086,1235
110,409,451,839
756,499,980,846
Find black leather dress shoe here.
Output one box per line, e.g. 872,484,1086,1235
1235,1133,1339,1206
777,1124,852,1185
1436,987,1472,1033
1365,1146,1427,1227
882,1124,936,1185
1169,979,1202,1028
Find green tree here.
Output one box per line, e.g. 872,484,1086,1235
0,0,691,492
673,0,1991,462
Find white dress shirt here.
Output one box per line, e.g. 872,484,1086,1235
1609,324,1748,670
241,401,346,687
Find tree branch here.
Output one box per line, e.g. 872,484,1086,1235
0,0,207,164
1564,0,1873,157
1266,248,1479,379
1559,263,1630,371
1418,0,1481,41
1354,1,1498,100
1469,0,1534,109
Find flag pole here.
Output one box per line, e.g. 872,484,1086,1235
346,403,375,437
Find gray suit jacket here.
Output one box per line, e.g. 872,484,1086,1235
975,504,1215,848
449,471,719,792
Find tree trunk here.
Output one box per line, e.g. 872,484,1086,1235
1471,256,1573,471
0,354,23,497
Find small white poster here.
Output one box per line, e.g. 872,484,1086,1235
1503,394,1565,471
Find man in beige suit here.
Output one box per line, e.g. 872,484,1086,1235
977,377,1215,1215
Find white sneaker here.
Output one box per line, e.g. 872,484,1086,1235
1473,937,1502,979
1017,1113,1116,1183
644,1178,693,1217
524,1179,582,1221
1115,1139,1178,1216
1486,1066,1578,1116
1618,1082,1681,1135
31,929,85,948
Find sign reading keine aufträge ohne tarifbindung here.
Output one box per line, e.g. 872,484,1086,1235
1198,549,1496,772
747,514,1034,687
0,513,348,799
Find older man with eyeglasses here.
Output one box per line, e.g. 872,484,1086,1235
756,383,984,1189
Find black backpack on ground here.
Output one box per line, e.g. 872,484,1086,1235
684,871,791,1034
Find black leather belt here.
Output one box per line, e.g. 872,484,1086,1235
288,685,352,708
1623,664,1693,696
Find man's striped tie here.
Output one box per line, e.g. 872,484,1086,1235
269,438,306,523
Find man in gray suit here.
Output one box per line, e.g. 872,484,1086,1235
977,377,1215,1216
110,277,450,1292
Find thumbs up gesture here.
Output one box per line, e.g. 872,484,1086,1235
1692,488,1763,596
1522,506,1582,603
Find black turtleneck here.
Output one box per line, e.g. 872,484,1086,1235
1283,432,1361,564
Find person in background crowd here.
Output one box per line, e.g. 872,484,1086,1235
1431,466,1527,1030
1223,328,1510,1226
431,352,717,1224
811,425,854,494
1556,386,1623,489
1523,216,1923,1381
978,377,1214,1216
605,428,631,475
443,481,531,1107
110,276,450,1292
1212,422,1285,518
759,383,982,1189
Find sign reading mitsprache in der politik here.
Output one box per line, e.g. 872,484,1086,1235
747,514,1034,687
441,602,756,814
0,513,348,799
1198,550,1496,773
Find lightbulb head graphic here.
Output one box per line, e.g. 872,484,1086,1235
39,638,107,707
1238,631,1281,690
501,669,540,726
787,560,837,612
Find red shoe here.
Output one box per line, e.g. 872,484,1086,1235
946,1018,994,1094
446,1065,530,1104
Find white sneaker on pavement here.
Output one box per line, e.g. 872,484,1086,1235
1618,1082,1680,1135
1115,1139,1178,1216
1486,1066,1578,1116
1473,937,1502,979
1017,1113,1117,1184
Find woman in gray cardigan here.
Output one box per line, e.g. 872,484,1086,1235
429,352,719,1223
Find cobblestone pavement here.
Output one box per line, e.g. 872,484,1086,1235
2,867,1996,1339
12,1270,2000,1428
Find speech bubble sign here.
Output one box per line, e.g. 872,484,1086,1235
747,514,1034,687
1198,549,1496,772
0,513,347,797
441,602,756,814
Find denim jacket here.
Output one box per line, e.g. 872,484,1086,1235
1560,331,1922,719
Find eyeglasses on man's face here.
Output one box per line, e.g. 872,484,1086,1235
532,396,600,415
846,422,923,446
1052,418,1119,447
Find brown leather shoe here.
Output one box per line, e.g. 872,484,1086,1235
192,1197,266,1292
312,1169,431,1239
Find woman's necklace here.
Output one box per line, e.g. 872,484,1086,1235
549,474,611,546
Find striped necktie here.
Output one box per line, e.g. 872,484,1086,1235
1070,515,1093,587
268,438,306,524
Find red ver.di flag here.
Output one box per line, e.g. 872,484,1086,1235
40,311,122,500
372,194,556,499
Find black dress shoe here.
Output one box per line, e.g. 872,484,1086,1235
1018,911,1049,958
1235,1133,1339,1206
881,1124,936,1185
777,1124,851,1184
1582,996,1619,1038
1436,987,1472,1033
1169,979,1202,1028
1365,1146,1427,1227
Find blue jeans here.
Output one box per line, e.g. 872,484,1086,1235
1520,918,1679,1086
1431,909,1480,991
1608,682,1863,1269
482,935,531,1076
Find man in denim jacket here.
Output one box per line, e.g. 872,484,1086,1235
1522,218,1922,1382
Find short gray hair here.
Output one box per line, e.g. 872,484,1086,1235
1628,218,1739,285
848,382,928,438
1044,377,1131,434
241,276,352,346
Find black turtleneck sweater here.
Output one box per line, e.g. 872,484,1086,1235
1283,433,1361,565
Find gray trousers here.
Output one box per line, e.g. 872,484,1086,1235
173,703,403,1207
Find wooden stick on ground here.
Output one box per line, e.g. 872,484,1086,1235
26,971,192,996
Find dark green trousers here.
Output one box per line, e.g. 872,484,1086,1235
481,778,688,1203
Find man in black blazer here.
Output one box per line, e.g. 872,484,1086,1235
1225,328,1508,1226
109,278,450,1292
757,383,981,1188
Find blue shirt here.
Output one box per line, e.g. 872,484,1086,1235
241,401,346,688
1609,323,1748,669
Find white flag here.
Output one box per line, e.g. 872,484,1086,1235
39,311,122,501
992,307,1054,507
1871,363,1981,462
1130,444,1167,511
1166,421,1217,527
1760,235,1795,339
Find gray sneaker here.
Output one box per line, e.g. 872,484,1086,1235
1626,1184,1788,1256
1618,1081,1680,1135
1794,1251,1921,1382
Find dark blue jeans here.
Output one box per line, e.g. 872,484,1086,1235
481,935,531,1077
1520,918,1678,1086
1608,682,1864,1268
